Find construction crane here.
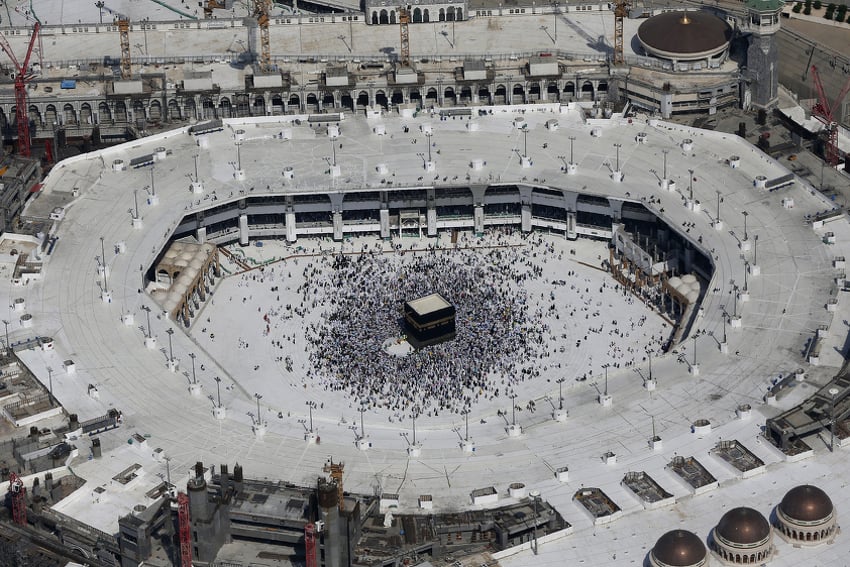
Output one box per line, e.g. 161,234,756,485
0,23,41,157
811,65,850,166
8,472,26,526
612,0,630,66
13,3,43,71
253,0,272,73
322,458,344,512
118,19,132,80
398,6,410,68
304,523,318,567
177,492,192,567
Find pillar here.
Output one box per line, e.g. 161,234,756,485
286,211,297,243
197,226,207,244
380,208,390,239
239,214,249,246
333,211,343,241
474,205,484,235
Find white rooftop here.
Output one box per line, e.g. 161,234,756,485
8,105,850,565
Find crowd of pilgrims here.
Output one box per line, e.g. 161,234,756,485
304,240,549,418
209,232,668,422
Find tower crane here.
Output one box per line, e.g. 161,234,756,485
13,3,43,71
612,0,630,66
118,18,132,80
322,458,344,511
177,492,192,567
811,65,850,166
0,23,41,157
398,6,410,67
253,0,273,73
8,472,27,525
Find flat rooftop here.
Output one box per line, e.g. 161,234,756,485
406,293,453,316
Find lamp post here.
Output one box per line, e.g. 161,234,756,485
692,333,698,367
254,393,263,425
2,319,9,354
662,149,669,180
568,136,576,164
359,403,366,438
754,234,759,265
330,138,336,167
100,236,109,293
688,169,694,202
648,350,652,381
463,408,470,441
165,328,174,363
425,131,432,162
47,366,53,403
530,489,541,554
830,387,839,451
96,1,105,24
188,352,197,383
716,190,722,225
613,143,622,171
742,210,749,241
214,376,222,408
510,392,518,426
523,127,529,157
141,305,152,338
411,406,419,445
307,400,316,432
556,377,565,410
604,364,609,396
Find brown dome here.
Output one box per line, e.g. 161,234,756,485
779,485,833,523
715,507,771,545
652,530,707,566
637,11,732,61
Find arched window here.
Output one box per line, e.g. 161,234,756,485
423,8,430,21
413,7,422,22
372,11,378,24
439,8,445,20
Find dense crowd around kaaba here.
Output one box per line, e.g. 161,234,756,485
303,242,549,418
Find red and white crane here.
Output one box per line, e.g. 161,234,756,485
8,471,26,525
177,491,192,567
0,23,41,157
810,64,850,166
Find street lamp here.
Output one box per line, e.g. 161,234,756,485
254,393,263,425
165,328,174,363
141,305,152,338
95,1,105,24
613,143,622,171
47,366,53,403
716,190,723,225
742,210,749,242
568,136,576,164
214,376,222,408
556,377,565,410
425,131,432,162
306,400,316,432
188,352,197,383
661,149,669,180
510,393,518,426
688,169,694,202
529,489,541,554
830,387,839,452
2,319,9,355
462,408,470,441
522,127,529,157
604,364,609,396
754,234,759,265
100,236,109,294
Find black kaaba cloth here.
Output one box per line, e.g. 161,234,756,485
403,293,456,347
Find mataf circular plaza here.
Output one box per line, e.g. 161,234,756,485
10,104,850,565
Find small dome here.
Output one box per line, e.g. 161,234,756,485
716,507,771,545
652,530,707,566
780,485,833,523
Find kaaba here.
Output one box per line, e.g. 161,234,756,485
403,293,457,349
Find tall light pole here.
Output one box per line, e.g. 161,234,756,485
830,387,839,452
1,319,9,355
568,136,576,164
688,169,694,201
214,376,222,408
661,149,669,180
425,131,432,162
648,350,653,381
307,400,316,432
254,393,263,425
716,190,722,225
522,127,529,157
188,352,197,383
359,403,366,438
604,364,609,396
100,236,108,293
742,210,749,241
47,366,53,403
692,333,698,367
141,305,152,338
165,328,174,363
510,392,518,426
411,406,419,445
614,143,622,171
530,489,541,554
463,408,470,441
754,234,759,266
556,377,565,410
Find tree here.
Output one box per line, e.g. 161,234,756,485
813,0,822,9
